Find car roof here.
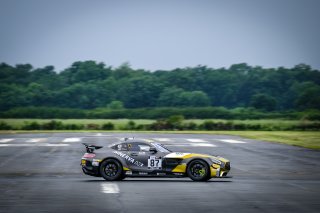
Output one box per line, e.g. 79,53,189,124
122,139,152,143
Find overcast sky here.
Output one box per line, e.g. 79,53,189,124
0,0,319,71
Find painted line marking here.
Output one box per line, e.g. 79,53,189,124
0,143,70,147
26,138,46,143
166,143,216,147
101,183,119,194
62,138,82,142
186,139,207,143
0,139,14,143
153,138,171,142
219,139,247,144
191,143,216,147
44,144,70,147
91,133,111,137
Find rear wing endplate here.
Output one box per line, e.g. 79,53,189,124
82,143,103,153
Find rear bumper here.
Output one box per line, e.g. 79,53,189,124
81,159,101,177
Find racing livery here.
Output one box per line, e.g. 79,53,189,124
81,139,230,181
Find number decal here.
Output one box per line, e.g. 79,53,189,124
148,156,162,169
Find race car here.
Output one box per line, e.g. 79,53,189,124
81,139,230,181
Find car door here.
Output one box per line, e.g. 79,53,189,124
127,142,166,172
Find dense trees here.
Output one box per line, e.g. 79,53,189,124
250,94,277,111
0,61,320,112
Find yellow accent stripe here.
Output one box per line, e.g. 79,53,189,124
172,164,187,173
181,153,211,159
123,167,130,171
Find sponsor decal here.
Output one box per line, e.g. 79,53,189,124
113,151,144,167
139,172,148,175
175,152,185,155
164,152,190,158
156,173,166,176
174,173,184,176
126,171,132,175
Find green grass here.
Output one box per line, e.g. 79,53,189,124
1,118,319,129
188,119,319,129
1,119,319,150
211,131,320,150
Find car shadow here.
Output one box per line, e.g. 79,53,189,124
81,178,232,183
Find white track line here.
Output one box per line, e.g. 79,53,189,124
63,138,82,142
26,138,46,143
186,139,207,143
101,183,119,194
91,133,111,137
219,139,247,144
166,143,216,147
0,143,70,147
191,143,216,147
44,144,70,146
0,139,14,143
153,138,171,142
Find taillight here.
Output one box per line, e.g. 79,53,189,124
83,153,96,158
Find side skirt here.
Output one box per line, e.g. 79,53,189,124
125,171,186,178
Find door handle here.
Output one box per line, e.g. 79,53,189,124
130,153,138,156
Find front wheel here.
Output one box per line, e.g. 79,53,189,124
100,159,124,181
187,160,210,181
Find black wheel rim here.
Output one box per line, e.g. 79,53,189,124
104,163,118,177
190,163,206,178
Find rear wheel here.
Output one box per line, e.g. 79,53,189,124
187,160,210,181
100,159,124,181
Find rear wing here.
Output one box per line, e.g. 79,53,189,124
82,143,103,153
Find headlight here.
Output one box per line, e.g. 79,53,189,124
210,158,222,165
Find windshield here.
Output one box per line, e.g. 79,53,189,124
151,142,171,153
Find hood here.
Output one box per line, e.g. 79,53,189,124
164,152,229,162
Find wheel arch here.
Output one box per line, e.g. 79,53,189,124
99,157,124,169
186,158,211,169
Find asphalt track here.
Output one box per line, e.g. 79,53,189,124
0,133,319,213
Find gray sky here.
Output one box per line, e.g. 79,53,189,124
0,0,319,71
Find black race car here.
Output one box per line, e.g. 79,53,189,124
81,139,230,181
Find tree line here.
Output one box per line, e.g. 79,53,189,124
0,61,320,113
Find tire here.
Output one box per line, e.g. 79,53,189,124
100,159,124,181
187,160,210,181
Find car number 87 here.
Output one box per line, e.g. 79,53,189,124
148,156,162,169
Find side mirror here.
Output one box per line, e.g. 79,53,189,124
149,147,157,153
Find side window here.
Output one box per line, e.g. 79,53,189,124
115,143,128,151
127,143,140,151
127,143,151,151
138,144,151,152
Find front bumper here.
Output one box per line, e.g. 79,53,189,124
210,162,230,178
